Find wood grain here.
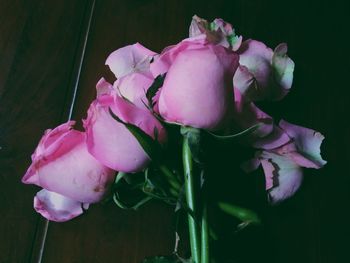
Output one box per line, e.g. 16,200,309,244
1,0,349,262
0,0,90,262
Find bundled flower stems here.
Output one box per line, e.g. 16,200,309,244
23,15,326,263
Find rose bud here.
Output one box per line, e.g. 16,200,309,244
233,40,295,101
151,37,239,131
22,121,115,222
242,120,326,204
84,78,167,173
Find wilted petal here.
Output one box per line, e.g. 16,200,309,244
279,120,327,168
106,43,156,79
260,152,304,204
233,89,274,139
234,40,294,101
272,44,295,97
253,125,290,150
34,189,84,222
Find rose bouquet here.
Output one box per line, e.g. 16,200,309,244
22,15,326,262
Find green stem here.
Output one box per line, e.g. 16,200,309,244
201,202,209,263
159,164,181,192
183,137,201,263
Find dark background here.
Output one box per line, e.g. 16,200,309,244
0,0,349,262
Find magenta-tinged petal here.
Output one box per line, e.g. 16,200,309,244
150,37,207,77
235,40,294,101
189,15,208,37
115,72,154,109
158,45,238,130
253,126,290,150
232,66,255,100
279,120,327,168
38,139,115,203
106,43,156,79
272,43,295,97
34,189,84,222
22,121,80,186
111,95,167,142
233,89,273,139
84,94,166,173
260,151,304,204
96,77,114,98
238,40,273,88
189,15,242,50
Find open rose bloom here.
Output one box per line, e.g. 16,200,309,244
23,15,326,224
22,122,115,222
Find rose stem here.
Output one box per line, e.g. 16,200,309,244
183,136,201,263
201,201,209,263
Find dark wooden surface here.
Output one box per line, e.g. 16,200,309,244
1,0,349,262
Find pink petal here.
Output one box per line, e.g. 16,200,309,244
253,126,290,150
114,72,154,109
106,43,156,79
260,151,304,204
34,189,84,222
150,37,207,77
279,120,327,168
272,43,295,97
22,121,81,185
233,89,274,138
96,77,114,98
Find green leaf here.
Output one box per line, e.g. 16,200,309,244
206,124,260,142
218,202,261,225
146,74,166,108
109,107,162,161
142,167,178,205
113,172,152,210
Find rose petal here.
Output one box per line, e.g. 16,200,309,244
106,43,156,79
279,120,327,168
34,189,84,222
253,126,290,150
260,151,304,204
233,89,274,138
114,72,154,109
272,43,295,97
96,77,114,98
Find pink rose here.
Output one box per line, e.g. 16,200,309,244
242,120,327,203
151,37,239,130
22,121,115,222
84,78,167,173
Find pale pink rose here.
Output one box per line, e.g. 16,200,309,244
151,37,239,130
242,120,326,204
233,40,294,101
22,121,115,222
84,79,167,173
105,43,156,79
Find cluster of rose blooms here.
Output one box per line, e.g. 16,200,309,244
22,16,326,222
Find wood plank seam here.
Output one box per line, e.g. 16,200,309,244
28,1,96,262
